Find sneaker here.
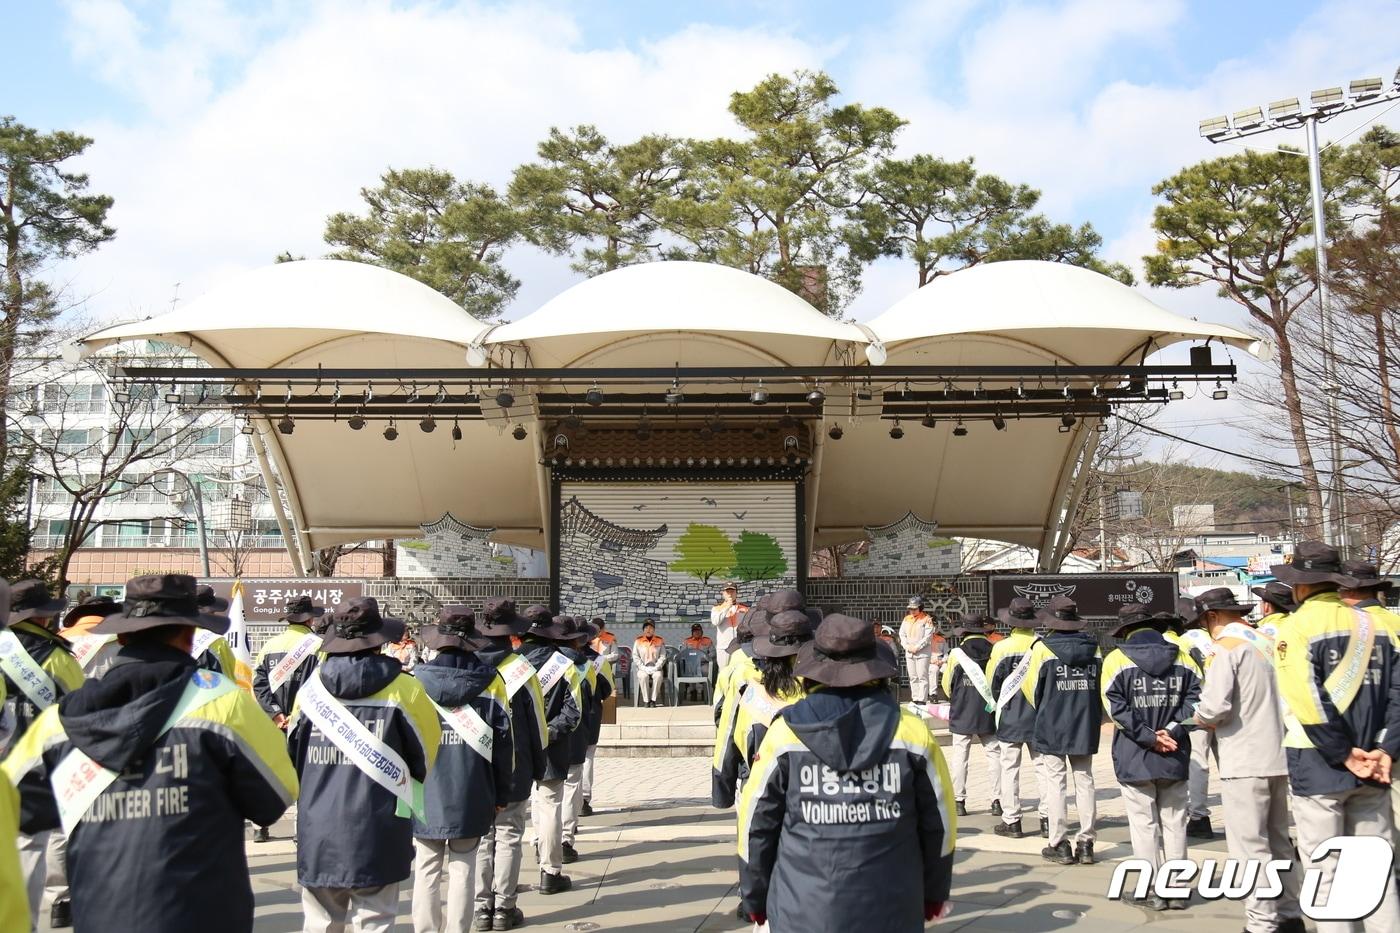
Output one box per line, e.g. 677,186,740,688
955,800,968,817
562,842,579,864
254,825,271,843
581,800,593,817
990,799,1003,816
1041,840,1075,865
539,870,572,895
1186,816,1214,840
1130,895,1168,911
51,900,73,929
1075,841,1095,865
1039,817,1049,838
474,908,495,931
492,907,524,930
993,819,1024,839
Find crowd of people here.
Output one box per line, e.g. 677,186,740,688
0,536,1396,932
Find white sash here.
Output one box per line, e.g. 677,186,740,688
268,633,322,692
498,654,537,699
428,696,493,761
1220,622,1275,662
190,628,223,659
70,634,115,671
51,669,237,835
995,644,1037,719
949,648,995,711
0,630,60,710
1326,608,1377,714
297,672,424,819
592,656,615,689
534,651,574,694
740,684,784,727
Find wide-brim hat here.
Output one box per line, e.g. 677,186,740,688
794,613,899,687
1110,602,1167,638
1194,587,1254,618
95,574,230,635
420,606,489,652
283,594,325,623
195,585,230,615
956,612,994,636
753,609,815,658
745,607,772,641
1271,540,1358,587
10,579,67,622
1036,595,1086,632
61,595,121,630
478,596,529,637
1341,560,1392,592
1251,582,1298,613
573,618,600,642
320,597,403,654
997,597,1037,626
525,612,577,642
766,589,805,613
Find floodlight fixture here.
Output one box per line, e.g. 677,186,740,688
240,418,255,436
585,384,604,407
1268,97,1301,121
451,419,463,442
921,410,937,429
348,414,366,431
1199,114,1230,139
512,424,527,441
664,382,684,406
383,422,399,441
856,385,873,401
495,388,515,408
889,420,904,440
992,412,1007,432
1212,381,1229,400
1350,76,1383,100
113,390,130,403
806,386,825,407
164,384,181,404
1311,86,1345,110
1058,422,1072,434
1096,421,1110,434
1061,413,1078,429
952,421,968,438
277,414,294,435
1232,106,1264,130
827,424,843,440
419,415,436,433
750,381,769,405
1169,381,1185,401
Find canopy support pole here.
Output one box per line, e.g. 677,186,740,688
249,425,307,577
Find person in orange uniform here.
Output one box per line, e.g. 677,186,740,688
685,624,714,652
899,597,937,707
633,620,668,707
590,620,618,661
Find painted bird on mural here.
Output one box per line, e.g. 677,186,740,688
700,497,718,506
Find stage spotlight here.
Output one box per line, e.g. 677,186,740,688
889,420,904,440
827,424,843,440
383,423,399,441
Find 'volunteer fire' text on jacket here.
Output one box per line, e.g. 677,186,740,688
288,652,441,888
1100,629,1202,784
738,686,957,933
2,643,297,933
1023,632,1103,757
412,649,514,840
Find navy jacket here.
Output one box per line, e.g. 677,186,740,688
519,640,581,782
943,635,996,736
413,650,514,840
475,645,548,803
288,653,440,888
1026,632,1103,757
1101,630,1202,784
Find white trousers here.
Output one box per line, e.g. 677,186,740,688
637,667,664,703
582,746,597,801
301,883,400,933
1291,785,1400,933
1119,778,1187,869
531,779,565,874
947,732,1001,803
412,837,479,933
906,653,931,703
1041,753,1096,846
998,743,1049,824
45,828,67,909
562,761,585,846
17,830,46,932
1220,776,1302,933
474,799,527,912
1188,730,1213,819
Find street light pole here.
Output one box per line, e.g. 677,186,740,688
1199,68,1399,552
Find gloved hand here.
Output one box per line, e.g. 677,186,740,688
748,912,767,925
925,901,952,922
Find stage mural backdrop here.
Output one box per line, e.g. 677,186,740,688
557,481,798,625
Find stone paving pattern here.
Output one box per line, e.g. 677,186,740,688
148,739,1261,933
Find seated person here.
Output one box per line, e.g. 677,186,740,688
633,620,667,708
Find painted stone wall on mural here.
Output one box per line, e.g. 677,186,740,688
843,511,962,577
558,481,797,623
395,513,528,578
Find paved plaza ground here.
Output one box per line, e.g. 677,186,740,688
164,741,1257,933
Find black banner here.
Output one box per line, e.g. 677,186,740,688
988,573,1178,619
200,578,364,621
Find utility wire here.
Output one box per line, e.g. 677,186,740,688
1116,414,1310,479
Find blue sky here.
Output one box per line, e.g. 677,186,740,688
14,0,1400,458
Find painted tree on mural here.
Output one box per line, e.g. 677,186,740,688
669,523,736,584
729,530,788,581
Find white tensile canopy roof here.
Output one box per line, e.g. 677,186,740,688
75,258,1260,573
